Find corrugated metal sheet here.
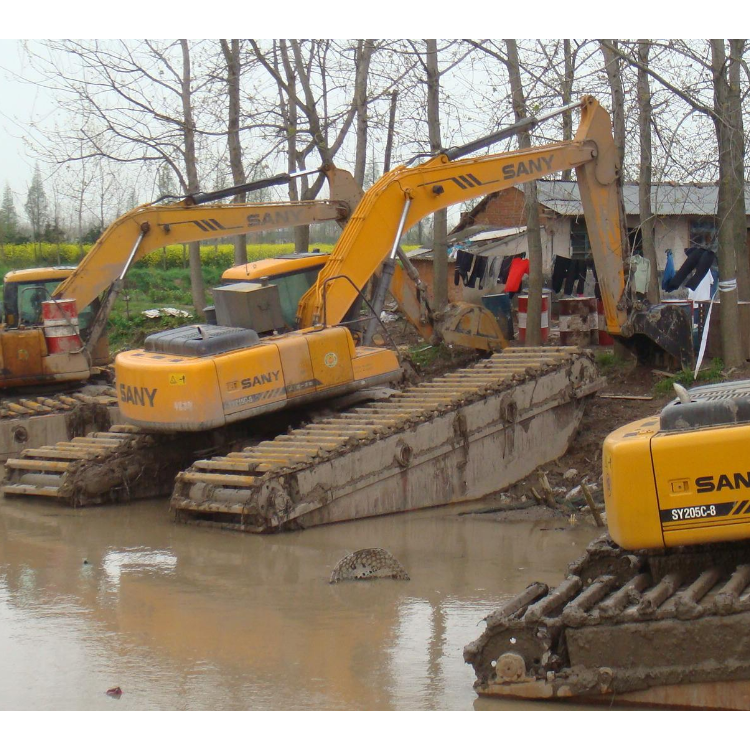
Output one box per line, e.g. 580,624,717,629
469,226,527,242
536,181,750,217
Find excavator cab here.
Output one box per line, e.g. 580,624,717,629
220,252,327,329
2,268,109,369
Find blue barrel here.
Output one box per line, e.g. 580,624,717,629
481,293,514,340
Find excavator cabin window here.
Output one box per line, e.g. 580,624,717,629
2,279,99,332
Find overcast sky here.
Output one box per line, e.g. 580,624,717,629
0,40,54,203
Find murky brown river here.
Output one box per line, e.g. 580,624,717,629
0,495,599,710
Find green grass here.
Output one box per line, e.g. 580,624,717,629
107,310,199,352
405,343,452,368
595,351,629,372
654,358,726,396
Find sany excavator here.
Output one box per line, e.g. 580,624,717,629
0,166,369,461
4,96,686,520
466,386,750,710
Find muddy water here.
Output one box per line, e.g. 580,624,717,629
0,496,598,710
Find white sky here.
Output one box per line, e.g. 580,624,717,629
0,40,52,202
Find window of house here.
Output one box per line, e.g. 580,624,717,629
570,217,591,260
689,219,718,251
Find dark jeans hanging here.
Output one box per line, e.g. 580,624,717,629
664,248,700,292
551,255,571,293
685,250,716,291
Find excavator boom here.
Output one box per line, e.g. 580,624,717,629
298,97,627,334
54,165,362,317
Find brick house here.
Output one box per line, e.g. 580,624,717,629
450,181,750,277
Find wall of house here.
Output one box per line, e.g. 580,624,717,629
651,216,690,270
469,189,526,228
409,258,463,304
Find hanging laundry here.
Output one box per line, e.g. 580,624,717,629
630,254,651,294
454,249,488,289
583,267,597,298
454,249,474,286
664,247,700,292
575,261,587,294
484,257,498,289
688,270,713,302
685,250,716,291
563,259,587,295
468,254,488,289
497,253,525,284
551,255,572,294
504,258,530,294
661,249,675,291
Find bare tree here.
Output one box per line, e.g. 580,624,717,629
504,39,545,346
220,39,248,266
607,39,747,366
383,89,399,173
425,39,448,310
250,39,373,251
636,40,660,300
600,40,626,167
23,39,217,314
353,40,375,187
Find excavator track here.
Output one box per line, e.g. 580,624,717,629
465,535,750,709
170,347,602,532
2,423,248,507
0,386,119,464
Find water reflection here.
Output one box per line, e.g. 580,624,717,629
0,496,598,710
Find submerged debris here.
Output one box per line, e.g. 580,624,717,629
330,548,410,583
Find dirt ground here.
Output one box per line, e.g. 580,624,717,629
382,308,750,528
477,358,750,526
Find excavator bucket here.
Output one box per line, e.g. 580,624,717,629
619,303,694,370
437,303,508,352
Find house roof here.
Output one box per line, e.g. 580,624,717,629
536,181,750,216
450,181,750,234
469,227,526,243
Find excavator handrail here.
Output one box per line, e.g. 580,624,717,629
319,274,399,351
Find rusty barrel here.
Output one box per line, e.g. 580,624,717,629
42,299,81,354
517,293,549,343
559,297,597,346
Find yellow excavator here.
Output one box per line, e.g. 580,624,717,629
113,95,689,434
2,96,689,517
0,166,370,460
466,387,750,711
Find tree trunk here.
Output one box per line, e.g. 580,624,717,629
426,39,448,311
711,39,743,367
353,40,374,187
505,39,543,346
180,40,206,315
601,40,626,168
561,40,574,181
221,39,248,266
383,90,398,173
728,39,749,301
637,40,659,302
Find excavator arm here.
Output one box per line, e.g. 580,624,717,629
53,165,362,317
298,97,627,332
299,97,692,367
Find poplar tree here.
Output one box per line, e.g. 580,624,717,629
0,184,19,246
25,165,49,260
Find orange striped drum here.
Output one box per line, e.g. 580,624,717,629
42,299,82,354
559,297,597,346
517,293,550,343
